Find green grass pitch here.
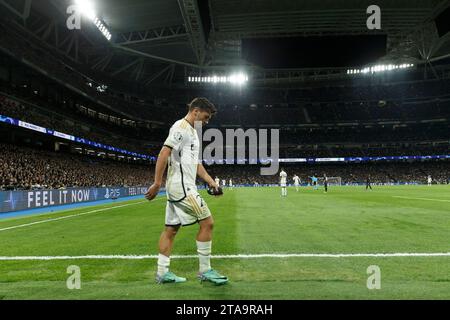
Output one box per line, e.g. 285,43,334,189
0,185,449,299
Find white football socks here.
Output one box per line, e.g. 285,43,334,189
157,253,170,276
197,240,212,273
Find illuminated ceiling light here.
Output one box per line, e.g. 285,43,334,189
75,0,96,21
187,73,249,85
348,63,414,75
75,0,112,41
229,72,248,85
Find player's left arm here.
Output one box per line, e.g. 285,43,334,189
197,163,219,189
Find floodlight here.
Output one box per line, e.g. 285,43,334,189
75,0,96,21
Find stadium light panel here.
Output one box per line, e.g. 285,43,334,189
187,72,249,85
229,72,248,86
347,63,414,75
75,0,112,41
75,0,96,20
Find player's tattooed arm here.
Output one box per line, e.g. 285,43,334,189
145,146,171,201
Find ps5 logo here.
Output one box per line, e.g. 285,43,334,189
104,188,120,199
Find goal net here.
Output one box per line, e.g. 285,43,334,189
318,177,342,186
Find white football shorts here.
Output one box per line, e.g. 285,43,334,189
165,192,211,226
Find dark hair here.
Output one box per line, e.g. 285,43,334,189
188,97,217,115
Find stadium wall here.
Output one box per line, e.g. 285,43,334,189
0,186,150,213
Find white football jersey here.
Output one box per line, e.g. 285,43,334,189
293,176,300,184
280,171,287,184
215,178,220,185
163,118,200,202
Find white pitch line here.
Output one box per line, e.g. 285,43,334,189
392,196,450,203
0,198,162,233
0,253,449,261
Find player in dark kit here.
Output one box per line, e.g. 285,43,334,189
366,175,372,190
323,174,328,193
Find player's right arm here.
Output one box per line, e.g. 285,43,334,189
145,146,171,201
146,124,186,201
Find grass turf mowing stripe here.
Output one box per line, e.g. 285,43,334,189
0,252,449,260
0,200,157,232
392,196,450,203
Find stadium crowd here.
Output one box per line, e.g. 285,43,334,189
280,144,450,158
205,162,450,186
1,142,448,191
2,87,448,160
0,143,154,190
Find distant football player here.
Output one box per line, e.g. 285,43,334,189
323,173,328,193
427,175,432,186
280,169,288,197
215,176,220,187
229,179,233,190
366,175,372,190
310,175,318,190
293,174,301,192
145,97,228,285
222,179,226,188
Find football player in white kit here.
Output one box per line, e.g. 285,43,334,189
427,175,432,186
280,169,288,197
229,179,233,190
293,174,301,192
145,97,228,285
222,179,226,188
215,176,220,187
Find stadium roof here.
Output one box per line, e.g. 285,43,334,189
1,0,450,87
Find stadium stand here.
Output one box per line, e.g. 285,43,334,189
0,142,154,191
0,3,448,193
1,137,448,191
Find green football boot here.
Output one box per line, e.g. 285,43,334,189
155,271,187,284
198,269,229,285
